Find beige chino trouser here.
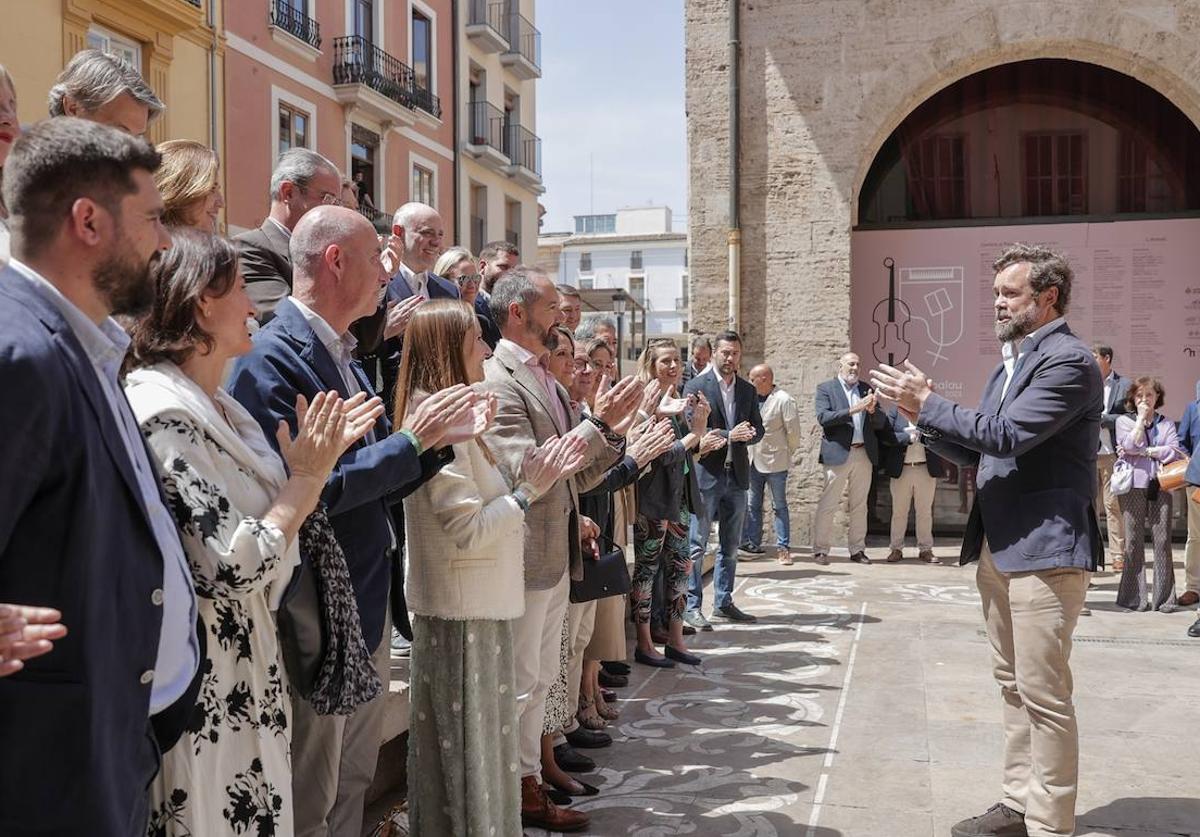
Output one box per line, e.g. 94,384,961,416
1096,454,1125,562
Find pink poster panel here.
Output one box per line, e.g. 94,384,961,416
850,219,1200,419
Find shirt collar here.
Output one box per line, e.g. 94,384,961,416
499,337,540,368
397,262,426,295
718,374,737,391
1001,316,1065,363
7,258,130,377
289,297,356,358
265,216,292,240
838,375,858,390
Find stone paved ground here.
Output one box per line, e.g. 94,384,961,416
531,542,1200,837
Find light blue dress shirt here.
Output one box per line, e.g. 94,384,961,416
8,259,199,714
840,376,865,444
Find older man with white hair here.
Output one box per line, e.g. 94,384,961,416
48,48,163,135
229,205,483,837
234,148,343,322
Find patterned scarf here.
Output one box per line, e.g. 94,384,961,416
298,506,383,715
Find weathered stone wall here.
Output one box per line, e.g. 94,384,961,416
685,0,1200,545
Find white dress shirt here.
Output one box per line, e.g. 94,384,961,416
840,376,865,444
290,297,376,444
396,262,428,298
718,374,738,427
1000,316,1065,400
1099,371,1116,454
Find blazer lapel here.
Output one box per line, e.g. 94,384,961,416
496,343,564,434
1000,349,1041,413
702,372,729,429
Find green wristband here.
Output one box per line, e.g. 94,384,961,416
398,428,423,455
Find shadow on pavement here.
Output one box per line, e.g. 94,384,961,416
1077,796,1200,835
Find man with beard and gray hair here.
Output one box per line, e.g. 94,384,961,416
0,117,199,836
48,48,164,136
872,243,1102,837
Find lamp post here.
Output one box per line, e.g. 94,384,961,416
612,291,627,376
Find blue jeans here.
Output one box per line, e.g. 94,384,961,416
742,468,790,549
687,471,747,612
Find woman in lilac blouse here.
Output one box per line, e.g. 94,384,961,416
1115,377,1185,611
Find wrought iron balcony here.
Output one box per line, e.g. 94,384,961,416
332,36,415,111
504,123,542,181
411,83,442,119
466,0,509,52
466,101,507,165
501,11,541,79
270,0,321,50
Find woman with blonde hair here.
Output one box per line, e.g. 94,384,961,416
0,64,21,262
397,300,586,836
155,138,225,231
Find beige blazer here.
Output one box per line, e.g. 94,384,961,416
481,341,621,590
403,438,527,620
750,387,803,474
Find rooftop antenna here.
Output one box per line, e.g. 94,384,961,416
589,152,594,216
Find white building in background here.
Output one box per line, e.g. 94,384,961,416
540,206,691,339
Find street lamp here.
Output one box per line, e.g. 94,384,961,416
612,292,627,376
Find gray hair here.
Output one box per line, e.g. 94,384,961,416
489,265,544,329
269,148,339,202
992,243,1073,315
689,334,711,353
289,205,369,281
433,246,473,278
392,201,437,230
48,49,163,122
575,313,617,342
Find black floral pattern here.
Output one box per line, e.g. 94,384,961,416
146,788,192,837
222,758,285,836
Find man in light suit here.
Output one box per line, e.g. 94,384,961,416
740,363,802,564
812,352,887,566
481,266,641,832
1091,344,1130,569
229,206,480,837
0,118,200,836
683,331,765,627
873,243,1102,837
234,148,343,322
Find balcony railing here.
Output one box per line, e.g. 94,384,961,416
270,0,321,50
468,101,506,154
332,36,414,109
504,123,542,177
505,11,541,73
411,83,442,118
467,0,509,44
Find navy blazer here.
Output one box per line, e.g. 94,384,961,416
815,377,887,466
918,321,1103,573
0,270,196,835
1099,371,1132,451
682,370,765,491
379,270,460,413
878,407,946,479
227,299,450,651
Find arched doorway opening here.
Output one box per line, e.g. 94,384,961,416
850,58,1200,531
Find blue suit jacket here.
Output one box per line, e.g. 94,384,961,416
228,299,450,650
1099,371,1132,451
683,370,764,491
1178,396,1200,486
379,270,460,412
918,321,1104,573
879,407,946,479
815,377,887,466
0,270,196,835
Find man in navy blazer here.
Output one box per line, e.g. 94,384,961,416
228,206,480,837
1177,382,1200,622
812,352,887,565
0,119,201,836
873,244,1101,837
682,330,764,627
879,406,945,563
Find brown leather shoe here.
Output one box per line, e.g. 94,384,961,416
521,775,590,832
1178,591,1200,607
886,548,904,563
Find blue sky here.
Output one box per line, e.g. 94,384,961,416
536,1,687,233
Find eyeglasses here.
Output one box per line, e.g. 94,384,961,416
455,273,483,287
319,191,344,206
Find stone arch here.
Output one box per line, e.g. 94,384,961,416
849,39,1200,227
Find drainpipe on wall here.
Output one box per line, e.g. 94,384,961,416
207,0,218,150
451,0,461,244
727,0,741,330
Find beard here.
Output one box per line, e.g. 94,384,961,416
526,317,554,351
994,305,1040,342
95,240,158,318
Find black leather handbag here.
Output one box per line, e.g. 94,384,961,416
569,535,631,603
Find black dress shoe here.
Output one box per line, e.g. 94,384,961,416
597,669,628,688
664,645,702,665
601,660,631,676
634,648,676,668
547,778,600,797
544,786,572,806
553,743,595,773
564,727,612,749
950,802,1028,837
711,603,757,623
849,551,871,564
1188,616,1200,638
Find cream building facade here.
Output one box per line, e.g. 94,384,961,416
686,0,1200,543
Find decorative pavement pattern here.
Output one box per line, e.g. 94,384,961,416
526,544,1200,837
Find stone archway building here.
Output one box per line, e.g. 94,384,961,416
685,0,1200,546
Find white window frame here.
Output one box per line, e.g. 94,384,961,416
86,25,142,73
408,0,438,97
409,150,439,207
345,0,385,48
271,85,318,163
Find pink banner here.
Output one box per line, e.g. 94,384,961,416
851,219,1200,417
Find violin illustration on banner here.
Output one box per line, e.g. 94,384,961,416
871,256,912,367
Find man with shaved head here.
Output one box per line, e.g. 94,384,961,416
740,364,802,565
229,206,483,836
812,352,887,565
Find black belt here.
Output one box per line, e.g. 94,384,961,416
851,443,865,448
905,461,927,466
